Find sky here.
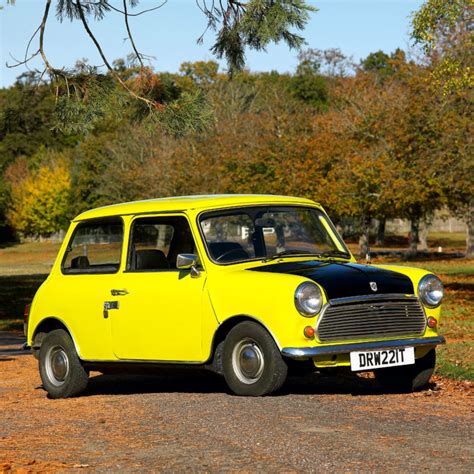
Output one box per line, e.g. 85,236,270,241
0,0,424,87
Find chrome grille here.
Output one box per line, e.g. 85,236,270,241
316,294,427,342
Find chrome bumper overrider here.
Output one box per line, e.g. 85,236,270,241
281,336,446,360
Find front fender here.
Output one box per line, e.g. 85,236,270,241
207,269,325,349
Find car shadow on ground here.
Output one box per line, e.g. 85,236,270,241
79,370,433,398
84,372,229,396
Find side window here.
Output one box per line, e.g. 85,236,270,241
62,220,124,274
128,216,196,271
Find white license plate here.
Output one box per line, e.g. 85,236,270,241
350,347,415,371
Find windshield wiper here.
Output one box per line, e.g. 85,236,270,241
262,250,319,262
318,250,351,259
263,249,351,262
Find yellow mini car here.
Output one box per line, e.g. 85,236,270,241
25,195,445,398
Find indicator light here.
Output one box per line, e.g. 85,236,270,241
427,317,437,329
304,326,315,339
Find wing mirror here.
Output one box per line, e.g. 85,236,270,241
176,253,200,277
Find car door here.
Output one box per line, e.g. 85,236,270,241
59,218,125,360
110,214,209,362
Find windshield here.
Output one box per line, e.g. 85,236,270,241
199,206,350,264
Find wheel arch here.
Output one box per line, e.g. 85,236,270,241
207,314,281,373
31,317,80,359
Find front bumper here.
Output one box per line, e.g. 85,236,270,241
281,336,445,360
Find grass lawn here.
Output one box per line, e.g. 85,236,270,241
346,230,467,254
377,257,474,382
0,239,472,381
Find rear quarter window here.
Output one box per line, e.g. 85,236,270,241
62,219,124,274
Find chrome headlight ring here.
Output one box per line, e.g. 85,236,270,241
418,274,444,308
294,282,323,317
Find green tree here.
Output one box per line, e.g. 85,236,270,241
360,49,406,80
290,50,328,109
0,78,78,170
411,0,474,256
0,77,79,238
411,0,473,94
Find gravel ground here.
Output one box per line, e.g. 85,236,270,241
0,331,472,473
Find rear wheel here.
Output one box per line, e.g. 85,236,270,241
222,321,287,396
374,349,436,392
39,329,89,399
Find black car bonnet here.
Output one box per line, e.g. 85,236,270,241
248,260,414,300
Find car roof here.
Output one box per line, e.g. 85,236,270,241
74,194,321,221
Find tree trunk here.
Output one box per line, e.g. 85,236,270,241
408,218,419,257
418,220,429,252
359,231,369,260
466,198,474,258
375,218,386,246
359,215,370,260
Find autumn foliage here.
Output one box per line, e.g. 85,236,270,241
0,49,472,255
5,156,71,236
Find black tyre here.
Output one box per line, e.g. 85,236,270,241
39,329,89,399
374,349,436,393
222,321,288,396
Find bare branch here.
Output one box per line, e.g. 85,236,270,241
6,50,39,68
6,8,42,72
105,0,168,17
122,0,145,68
39,0,56,74
20,23,42,72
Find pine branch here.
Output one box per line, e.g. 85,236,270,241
74,0,158,110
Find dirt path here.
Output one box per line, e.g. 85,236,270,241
0,332,472,472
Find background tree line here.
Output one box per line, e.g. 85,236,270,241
0,0,472,256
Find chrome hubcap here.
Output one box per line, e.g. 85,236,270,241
232,338,265,384
45,345,69,386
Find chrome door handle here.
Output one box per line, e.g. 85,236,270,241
103,301,119,319
110,289,129,296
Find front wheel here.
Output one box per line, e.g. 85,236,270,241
374,349,436,392
222,321,288,396
39,329,89,399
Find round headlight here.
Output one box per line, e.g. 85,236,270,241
295,282,323,317
418,275,444,308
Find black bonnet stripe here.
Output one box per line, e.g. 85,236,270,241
249,260,414,300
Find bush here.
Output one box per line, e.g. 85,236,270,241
6,159,71,237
